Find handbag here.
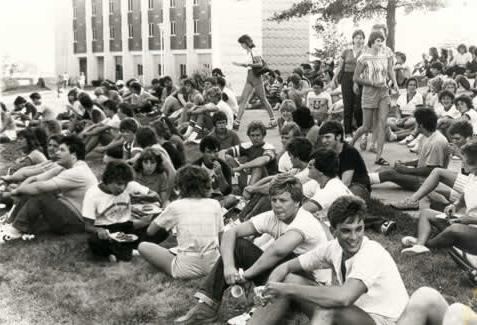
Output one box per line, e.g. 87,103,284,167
251,52,270,77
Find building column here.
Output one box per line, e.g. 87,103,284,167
185,1,197,76
120,0,134,82
85,0,97,84
141,0,154,86
103,0,115,81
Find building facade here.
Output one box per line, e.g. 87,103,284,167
55,0,310,91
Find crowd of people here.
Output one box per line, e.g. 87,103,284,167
1,26,477,325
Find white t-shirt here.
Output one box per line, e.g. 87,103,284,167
306,91,332,112
216,100,234,130
153,198,224,253
101,114,121,129
464,174,477,217
310,177,353,222
396,91,423,116
82,181,150,226
435,103,461,119
463,109,477,135
223,87,239,115
298,237,409,319
278,151,293,173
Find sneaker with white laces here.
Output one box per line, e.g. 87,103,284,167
401,236,418,247
0,224,23,243
174,301,218,325
390,198,419,210
401,245,430,255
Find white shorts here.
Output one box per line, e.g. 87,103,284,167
369,313,397,325
170,250,219,279
450,173,470,201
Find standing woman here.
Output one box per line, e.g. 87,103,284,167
332,29,365,141
351,31,399,166
232,34,276,130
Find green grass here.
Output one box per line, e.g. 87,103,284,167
1,140,477,324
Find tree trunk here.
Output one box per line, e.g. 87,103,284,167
386,0,397,51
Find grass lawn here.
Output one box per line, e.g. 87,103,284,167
1,139,477,324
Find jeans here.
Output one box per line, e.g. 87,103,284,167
198,238,295,305
11,193,84,234
341,71,362,134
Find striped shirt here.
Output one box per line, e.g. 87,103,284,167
357,50,391,86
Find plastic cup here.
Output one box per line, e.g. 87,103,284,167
230,285,244,298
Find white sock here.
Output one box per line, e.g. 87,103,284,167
368,172,381,185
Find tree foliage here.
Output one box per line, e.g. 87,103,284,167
270,0,447,50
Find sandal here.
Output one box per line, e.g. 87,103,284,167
266,120,277,129
375,157,390,166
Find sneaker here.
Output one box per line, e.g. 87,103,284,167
0,224,23,243
108,254,118,263
227,308,256,325
380,220,396,235
401,236,418,247
401,245,430,256
390,198,419,210
174,302,218,325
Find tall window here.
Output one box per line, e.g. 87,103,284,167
193,19,199,35
109,0,114,13
92,2,96,16
170,0,176,8
138,64,144,76
92,27,97,41
128,0,133,12
180,64,187,77
148,0,154,9
128,24,133,38
158,64,162,75
148,23,155,37
193,0,198,5
73,29,78,42
208,20,211,34
110,25,115,39
73,6,77,18
170,21,176,36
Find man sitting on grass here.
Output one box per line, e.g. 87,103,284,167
401,141,477,256
391,120,474,210
174,175,331,324
219,121,278,189
368,107,450,192
1,135,97,241
250,196,409,325
208,111,241,151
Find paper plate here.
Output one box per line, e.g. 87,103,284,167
109,232,138,243
134,204,162,215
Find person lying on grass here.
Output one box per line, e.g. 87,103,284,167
401,141,477,256
368,107,450,192
248,195,408,325
138,165,224,280
174,175,332,325
391,120,474,210
1,135,97,242
83,161,163,262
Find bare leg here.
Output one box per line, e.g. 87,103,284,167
397,287,448,325
375,97,390,160
427,224,477,254
138,242,174,276
416,209,441,245
351,108,374,146
410,169,458,202
254,80,275,120
236,82,255,122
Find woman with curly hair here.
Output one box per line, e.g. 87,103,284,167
15,127,49,167
138,165,223,279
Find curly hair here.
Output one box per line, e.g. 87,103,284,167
134,147,164,174
269,174,303,203
135,126,158,148
102,161,134,185
462,141,477,167
455,95,474,110
286,137,312,162
246,120,267,137
310,148,339,178
279,100,297,113
328,196,367,229
448,120,474,139
18,127,48,157
175,165,211,198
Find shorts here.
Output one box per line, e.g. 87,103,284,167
170,250,220,279
362,87,390,109
450,173,470,201
246,70,263,87
369,313,397,325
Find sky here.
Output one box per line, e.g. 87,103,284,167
0,0,476,76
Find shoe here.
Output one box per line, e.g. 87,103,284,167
401,245,430,256
174,302,218,325
375,157,390,166
390,198,419,210
359,135,368,151
401,236,418,247
0,224,23,243
452,155,461,160
399,135,414,145
108,254,118,263
227,308,256,325
380,220,396,235
369,145,378,153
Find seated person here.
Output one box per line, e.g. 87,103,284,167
1,135,97,241
318,121,371,201
134,148,175,206
126,81,160,113
80,100,120,154
216,76,239,117
392,120,474,210
455,95,477,135
241,137,314,220
30,92,56,122
219,121,278,188
139,165,224,279
174,175,332,324
277,100,297,134
435,90,461,135
369,107,450,192
401,141,477,256
93,87,109,105
394,51,412,88
193,136,232,198
292,106,320,149
302,148,354,222
102,117,139,164
151,119,185,169
306,78,332,126
14,128,49,168
83,161,162,262
208,111,241,151
250,195,409,325
264,71,283,110
387,78,423,142
398,286,477,325
282,73,307,108
0,102,17,143
277,122,302,173
11,96,35,128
